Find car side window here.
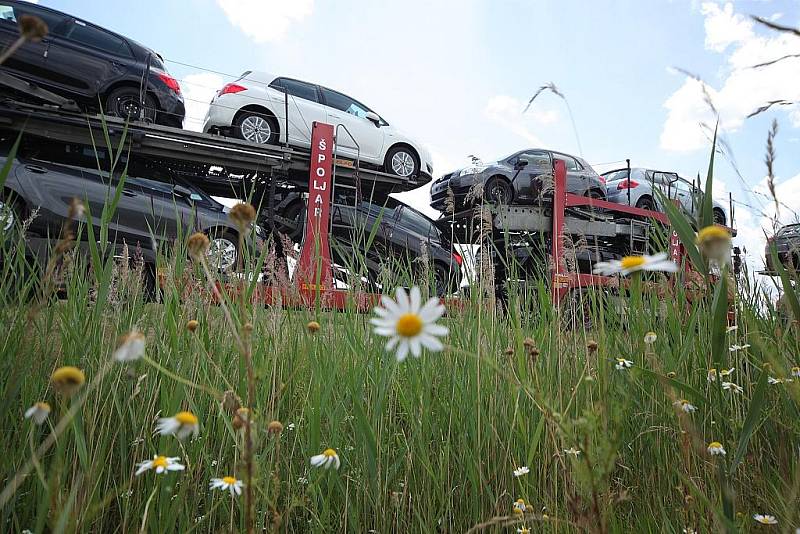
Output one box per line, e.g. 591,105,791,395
63,19,132,57
0,3,68,33
554,154,579,171
320,88,371,119
398,207,434,239
275,78,319,103
517,151,551,167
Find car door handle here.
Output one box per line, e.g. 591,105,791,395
25,164,47,174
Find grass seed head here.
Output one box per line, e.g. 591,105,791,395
229,202,256,232
587,340,598,353
18,14,48,41
267,420,284,434
221,390,242,414
187,319,199,332
187,232,210,260
306,320,321,333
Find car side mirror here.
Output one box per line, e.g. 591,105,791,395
365,111,381,126
514,160,529,171
173,185,195,203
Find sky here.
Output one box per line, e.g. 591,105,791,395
33,0,800,275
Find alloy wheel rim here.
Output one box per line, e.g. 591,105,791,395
207,238,237,270
0,200,14,232
391,151,415,177
241,116,271,144
491,184,508,203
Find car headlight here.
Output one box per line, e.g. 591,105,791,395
459,166,487,177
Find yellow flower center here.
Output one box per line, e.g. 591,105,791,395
708,441,722,449
222,476,237,485
322,448,337,457
696,225,731,245
175,411,198,425
152,456,168,469
51,366,86,386
620,256,646,270
35,402,50,411
679,399,688,405
396,313,423,338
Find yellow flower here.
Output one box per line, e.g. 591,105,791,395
187,320,200,332
156,411,200,440
50,366,86,395
24,402,51,425
696,225,731,264
371,287,448,362
644,331,657,344
707,441,726,456
306,321,321,333
135,455,185,476
512,498,526,514
310,448,340,470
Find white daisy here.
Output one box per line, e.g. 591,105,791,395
592,252,678,276
683,529,697,534
517,527,530,534
768,377,793,385
113,330,146,362
722,381,743,393
673,399,697,413
371,286,448,362
24,402,51,425
513,466,529,477
725,325,738,333
135,455,185,476
155,411,200,440
644,331,657,344
719,367,735,378
512,498,526,514
729,344,750,352
615,358,634,371
792,366,800,378
564,447,581,457
707,441,726,456
753,514,778,525
210,476,244,497
310,448,340,470
707,368,717,382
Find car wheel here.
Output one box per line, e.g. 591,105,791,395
484,177,513,205
385,146,419,177
234,111,279,145
0,193,18,238
433,262,457,297
635,196,656,211
106,87,157,123
281,200,305,244
206,230,239,271
713,208,726,226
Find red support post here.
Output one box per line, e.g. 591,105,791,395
551,159,569,305
296,121,335,295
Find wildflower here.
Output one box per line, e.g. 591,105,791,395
673,399,697,413
504,346,514,356
187,320,199,332
667,371,677,378
306,321,321,333
187,232,211,260
24,402,51,425
722,381,743,393
696,225,731,264
719,367,735,377
232,407,250,430
50,366,86,395
564,447,581,457
310,448,340,470
135,455,185,476
586,340,598,353
592,252,678,276
113,330,145,362
513,466,529,477
156,411,199,440
221,390,242,414
792,366,800,378
267,420,284,434
512,498,526,514
615,358,633,371
644,331,657,344
753,514,778,525
729,344,750,352
287,423,296,431
210,476,244,497
707,368,717,382
517,527,530,534
768,377,792,385
371,286,448,362
707,441,726,456
229,202,256,232
683,529,697,534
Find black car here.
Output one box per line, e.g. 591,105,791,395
272,191,462,295
0,147,264,273
765,223,800,272
430,149,606,212
0,1,185,127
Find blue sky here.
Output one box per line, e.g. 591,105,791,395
37,0,800,271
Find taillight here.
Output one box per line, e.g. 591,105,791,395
452,252,463,266
156,72,181,94
219,83,247,96
617,179,639,190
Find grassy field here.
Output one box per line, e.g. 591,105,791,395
1,139,799,533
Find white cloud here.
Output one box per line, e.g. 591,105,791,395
216,0,313,43
660,2,800,152
484,95,561,147
181,72,225,132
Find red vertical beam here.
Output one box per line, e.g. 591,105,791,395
551,158,569,305
296,121,335,294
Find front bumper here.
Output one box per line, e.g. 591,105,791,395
430,172,475,211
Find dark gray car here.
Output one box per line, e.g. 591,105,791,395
430,149,606,212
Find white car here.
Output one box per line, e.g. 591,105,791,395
202,71,433,179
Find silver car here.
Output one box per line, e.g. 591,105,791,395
603,168,728,226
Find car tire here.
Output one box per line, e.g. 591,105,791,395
385,145,419,178
433,262,457,297
206,229,239,272
234,110,279,145
635,196,656,211
105,87,157,123
713,208,726,226
281,200,305,244
484,177,513,205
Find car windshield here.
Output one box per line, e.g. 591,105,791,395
604,170,629,182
